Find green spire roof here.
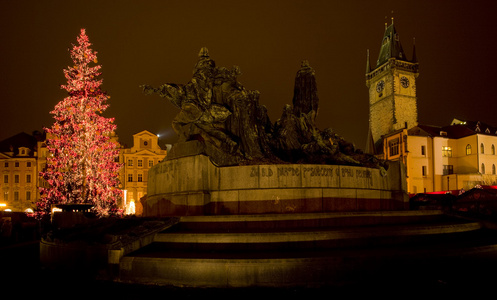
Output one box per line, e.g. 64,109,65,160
376,19,408,67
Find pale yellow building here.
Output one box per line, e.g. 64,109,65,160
0,132,43,212
383,119,497,194
119,130,167,215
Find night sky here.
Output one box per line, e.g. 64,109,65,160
1,0,496,150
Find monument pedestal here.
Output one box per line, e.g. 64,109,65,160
143,145,408,217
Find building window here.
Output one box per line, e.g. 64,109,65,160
26,174,31,183
389,138,400,157
14,191,19,201
138,160,143,167
128,159,133,166
466,144,472,155
3,175,8,183
138,174,143,182
127,174,133,182
27,162,31,167
443,165,454,175
149,160,154,167
492,145,496,155
481,143,485,154
14,175,19,183
422,166,427,177
15,162,19,167
482,163,486,174
3,192,7,201
442,146,452,157
26,191,31,201
4,162,8,168
493,164,496,175
421,145,426,156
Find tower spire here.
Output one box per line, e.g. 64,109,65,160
366,49,371,74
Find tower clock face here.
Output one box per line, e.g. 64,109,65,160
376,80,385,93
400,76,410,88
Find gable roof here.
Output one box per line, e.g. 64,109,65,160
133,130,157,137
409,119,497,139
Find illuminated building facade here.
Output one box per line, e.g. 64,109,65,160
0,132,44,212
119,130,167,215
384,120,497,194
366,20,497,194
0,130,167,214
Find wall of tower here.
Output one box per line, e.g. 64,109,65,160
370,98,394,147
393,97,418,131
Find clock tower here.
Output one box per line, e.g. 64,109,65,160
365,19,419,154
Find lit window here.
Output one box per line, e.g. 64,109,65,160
466,144,472,155
442,146,452,157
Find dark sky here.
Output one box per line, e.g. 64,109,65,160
1,0,496,149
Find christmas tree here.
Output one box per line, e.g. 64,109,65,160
37,29,122,218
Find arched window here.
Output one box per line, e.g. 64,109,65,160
466,144,472,155
481,143,485,154
482,163,486,174
493,164,496,175
492,144,495,155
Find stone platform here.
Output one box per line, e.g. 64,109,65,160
115,210,497,288
143,150,408,216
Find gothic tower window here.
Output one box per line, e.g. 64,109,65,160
482,163,486,174
389,138,400,156
481,143,485,154
466,144,472,155
492,144,495,155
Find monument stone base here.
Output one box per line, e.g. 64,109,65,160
142,141,408,217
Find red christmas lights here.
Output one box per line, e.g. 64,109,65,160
36,29,122,218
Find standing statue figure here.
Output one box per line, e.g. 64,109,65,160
142,47,274,166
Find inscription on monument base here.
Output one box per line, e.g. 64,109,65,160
247,165,372,184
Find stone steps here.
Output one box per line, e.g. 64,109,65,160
115,210,497,288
